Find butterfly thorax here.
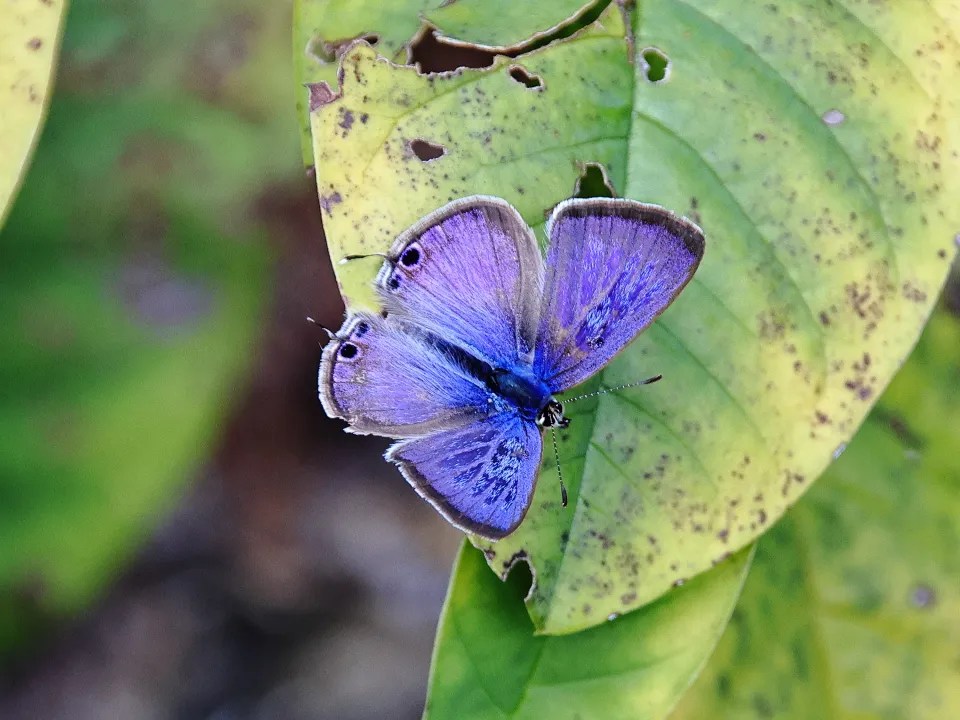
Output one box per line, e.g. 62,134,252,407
488,367,569,429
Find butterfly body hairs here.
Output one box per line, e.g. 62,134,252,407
319,196,705,540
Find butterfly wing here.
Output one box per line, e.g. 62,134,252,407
534,198,705,392
319,311,496,438
386,412,542,540
374,196,544,368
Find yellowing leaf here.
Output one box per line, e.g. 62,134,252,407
307,1,960,634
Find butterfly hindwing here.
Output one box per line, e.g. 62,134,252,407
386,412,543,540
375,196,544,368
534,198,705,393
319,312,494,438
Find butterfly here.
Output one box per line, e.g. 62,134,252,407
319,196,705,540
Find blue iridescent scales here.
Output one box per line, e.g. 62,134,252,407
318,196,705,540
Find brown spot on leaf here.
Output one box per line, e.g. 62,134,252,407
757,309,787,340
319,191,342,215
307,81,340,111
338,108,355,134
902,282,928,303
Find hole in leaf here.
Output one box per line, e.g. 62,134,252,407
508,65,543,89
310,33,380,64
407,0,610,74
501,551,536,602
574,162,617,198
408,29,495,72
410,139,446,162
641,47,670,83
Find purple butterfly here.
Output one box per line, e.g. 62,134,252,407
319,196,705,540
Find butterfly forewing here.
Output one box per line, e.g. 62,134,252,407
534,198,705,393
374,196,544,368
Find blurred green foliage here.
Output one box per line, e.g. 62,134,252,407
0,0,303,659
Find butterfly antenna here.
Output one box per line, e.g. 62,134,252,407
564,374,663,404
306,316,335,339
551,428,568,508
338,252,389,265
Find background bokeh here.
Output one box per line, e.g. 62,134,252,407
0,1,461,717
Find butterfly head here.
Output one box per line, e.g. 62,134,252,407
537,400,570,429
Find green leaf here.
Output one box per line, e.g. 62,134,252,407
0,0,301,658
423,0,597,51
305,0,959,634
425,541,753,720
0,0,67,227
671,298,960,719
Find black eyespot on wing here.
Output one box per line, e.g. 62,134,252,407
400,246,421,267
339,343,358,358
387,275,401,290
355,322,369,337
